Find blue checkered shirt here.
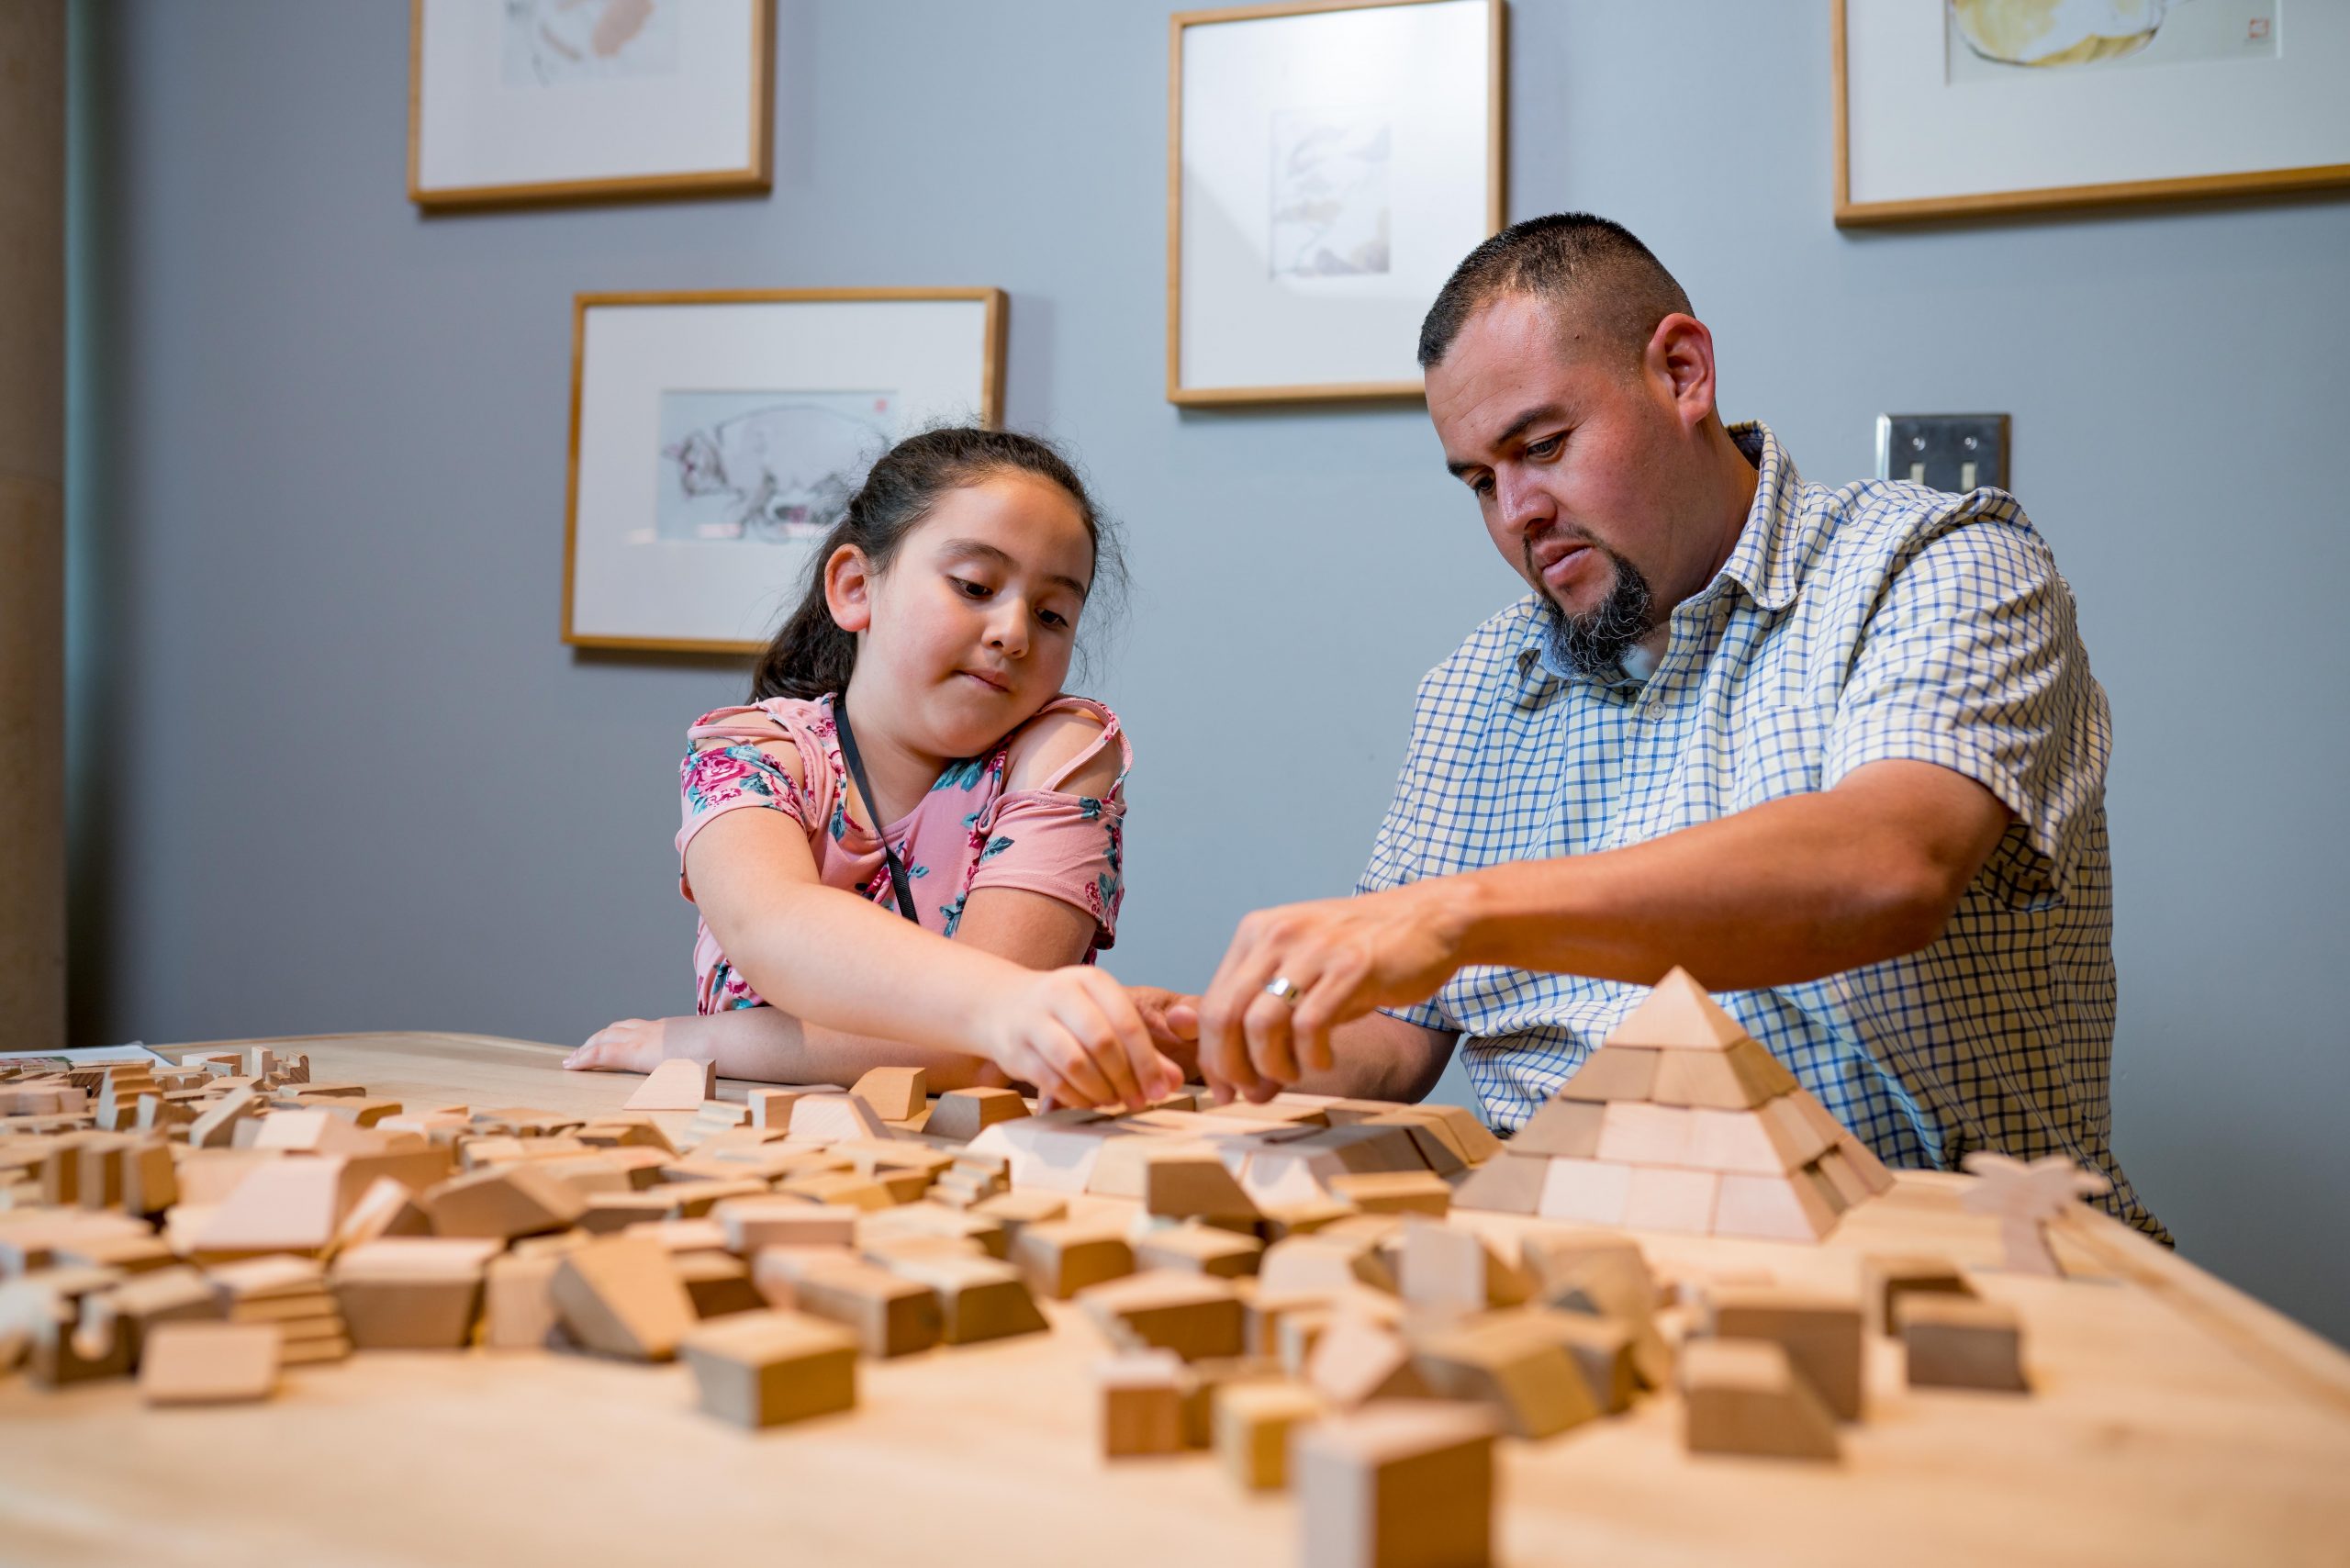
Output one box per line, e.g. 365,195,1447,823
1359,422,2165,1240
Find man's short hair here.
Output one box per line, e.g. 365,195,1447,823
1417,213,1693,370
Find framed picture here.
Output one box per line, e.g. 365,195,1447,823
1167,0,1505,406
1835,0,2350,225
561,289,1007,655
409,0,773,211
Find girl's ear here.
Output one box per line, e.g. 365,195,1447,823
823,544,875,633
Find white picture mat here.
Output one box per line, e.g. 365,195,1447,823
1846,0,2350,205
571,299,993,647
1179,0,1492,392
416,0,758,192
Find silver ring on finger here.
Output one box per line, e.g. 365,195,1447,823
1263,976,1304,1006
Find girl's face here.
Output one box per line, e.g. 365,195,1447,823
829,471,1094,759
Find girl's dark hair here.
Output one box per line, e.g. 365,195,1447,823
751,426,1125,702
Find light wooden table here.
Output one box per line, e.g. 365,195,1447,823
5,1032,2347,1568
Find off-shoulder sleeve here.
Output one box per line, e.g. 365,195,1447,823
674,705,825,900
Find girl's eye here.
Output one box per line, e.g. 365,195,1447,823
1037,609,1069,630
952,577,991,599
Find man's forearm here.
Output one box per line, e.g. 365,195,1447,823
1435,767,2008,991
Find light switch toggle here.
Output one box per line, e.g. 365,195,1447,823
1875,414,2010,494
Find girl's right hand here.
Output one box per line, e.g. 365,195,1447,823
975,966,1183,1111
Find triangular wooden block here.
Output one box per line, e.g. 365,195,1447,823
1606,968,1750,1052
550,1234,698,1361
1451,1151,1549,1215
624,1058,715,1113
1510,1097,1605,1159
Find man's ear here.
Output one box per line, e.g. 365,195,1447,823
823,544,875,633
1645,312,1718,433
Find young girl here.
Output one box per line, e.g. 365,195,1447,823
564,428,1182,1110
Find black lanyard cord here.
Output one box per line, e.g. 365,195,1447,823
832,697,922,924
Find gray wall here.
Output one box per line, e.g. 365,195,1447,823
70,2,2350,1343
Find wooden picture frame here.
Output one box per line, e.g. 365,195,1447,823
409,0,774,212
1167,0,1506,407
1834,0,2350,226
561,288,1007,656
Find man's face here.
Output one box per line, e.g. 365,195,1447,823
1427,292,1707,670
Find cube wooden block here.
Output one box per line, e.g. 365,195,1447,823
623,1058,715,1113
1705,1286,1864,1419
1297,1402,1499,1568
140,1322,281,1406
924,1086,1028,1143
1899,1295,2027,1392
1536,1158,1631,1226
680,1309,859,1428
549,1234,699,1362
1098,1350,1187,1457
1215,1379,1324,1490
1013,1221,1135,1299
1681,1338,1840,1461
1620,1165,1719,1233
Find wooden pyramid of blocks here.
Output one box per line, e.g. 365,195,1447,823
1457,969,1895,1240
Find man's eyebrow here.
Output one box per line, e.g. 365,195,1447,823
1444,403,1571,478
937,537,1089,598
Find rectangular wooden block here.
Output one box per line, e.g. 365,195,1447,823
680,1309,859,1428
1557,1047,1659,1103
1214,1379,1323,1490
768,1254,943,1358
1681,1338,1840,1461
1899,1295,2027,1392
923,1086,1028,1143
1013,1221,1135,1300
1097,1350,1187,1457
879,1251,1047,1344
1144,1148,1260,1220
1595,1103,1695,1167
1536,1158,1631,1226
1079,1270,1245,1361
140,1322,281,1406
1705,1286,1864,1419
1297,1403,1498,1568
1619,1165,1719,1233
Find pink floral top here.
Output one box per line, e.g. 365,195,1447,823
675,693,1131,1014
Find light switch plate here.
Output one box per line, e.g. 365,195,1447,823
1875,413,2009,493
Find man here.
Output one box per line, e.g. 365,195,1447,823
1174,213,2164,1238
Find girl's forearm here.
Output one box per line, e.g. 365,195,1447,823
666,1006,1010,1090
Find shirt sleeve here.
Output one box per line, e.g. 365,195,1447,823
963,789,1128,949
674,739,817,901
1822,494,2111,893
1356,666,1460,1034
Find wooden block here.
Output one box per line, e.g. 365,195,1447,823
482,1251,565,1350
771,1253,944,1357
1181,1353,1287,1447
1681,1338,1840,1461
1449,1151,1548,1216
675,1250,766,1318
1097,1349,1186,1457
879,1250,1047,1344
1595,1103,1696,1166
1204,1098,1331,1128
187,1087,260,1149
848,1066,927,1123
1556,1046,1659,1103
623,1058,715,1113
923,1085,1028,1143
778,1170,897,1212
1257,1197,1357,1239
1811,1148,1876,1209
1396,1221,1526,1316
1406,1314,1599,1439
1215,1379,1323,1490
1013,1221,1134,1299
1606,967,1750,1050
1297,1402,1498,1568
1508,1097,1606,1159
1536,1158,1631,1225
1136,1224,1264,1280
1259,1233,1396,1297
1862,1253,1975,1336
1899,1294,2027,1392
786,1093,891,1145
714,1197,857,1254
1143,1148,1260,1220
680,1309,859,1428
549,1234,699,1362
1711,1171,1841,1243
1505,1308,1638,1415
744,1088,806,1130
139,1322,280,1406
1705,1285,1864,1419
1326,1171,1450,1217
1620,1165,1720,1233
1651,1037,1799,1110
1306,1312,1430,1407
191,1158,350,1258
1525,1241,1670,1388
424,1163,587,1241
1079,1270,1245,1361
330,1238,500,1349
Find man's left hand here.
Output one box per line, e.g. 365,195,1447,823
1196,882,1471,1101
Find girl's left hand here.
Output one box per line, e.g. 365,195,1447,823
564,1017,668,1073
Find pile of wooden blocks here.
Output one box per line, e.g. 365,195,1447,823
1453,969,1896,1239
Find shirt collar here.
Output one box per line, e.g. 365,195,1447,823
1514,420,1804,688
